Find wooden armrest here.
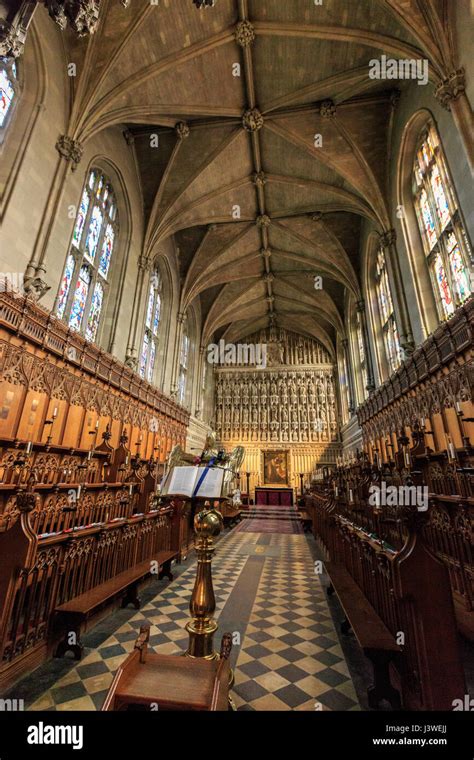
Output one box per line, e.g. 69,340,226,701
219,631,232,660
134,624,150,663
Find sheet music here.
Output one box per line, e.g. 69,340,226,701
162,466,197,497
194,466,224,498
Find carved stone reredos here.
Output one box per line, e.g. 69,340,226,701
214,328,337,444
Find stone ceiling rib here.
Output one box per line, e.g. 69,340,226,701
56,0,451,352
73,3,156,129
378,0,451,72
263,120,384,229
76,28,236,140
252,21,442,79
151,178,255,246
145,127,245,253
261,66,376,113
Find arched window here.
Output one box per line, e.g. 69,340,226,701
139,269,161,383
413,124,472,319
0,58,18,137
356,312,368,401
178,319,190,405
56,169,118,341
375,248,402,374
337,343,350,424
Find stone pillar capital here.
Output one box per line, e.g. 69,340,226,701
55,134,83,170
138,255,151,273
434,68,466,111
379,229,397,248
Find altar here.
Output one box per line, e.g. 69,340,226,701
254,487,294,507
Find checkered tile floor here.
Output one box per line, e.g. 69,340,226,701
28,528,360,711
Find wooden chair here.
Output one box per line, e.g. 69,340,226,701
102,626,232,711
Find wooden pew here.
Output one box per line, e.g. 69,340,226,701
54,550,176,660
298,508,313,533
325,561,401,708
310,489,466,711
0,483,184,690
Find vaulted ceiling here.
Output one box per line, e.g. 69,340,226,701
58,0,459,355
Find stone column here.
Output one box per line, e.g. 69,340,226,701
24,135,83,302
124,255,150,372
193,344,207,419
171,311,185,400
379,229,414,357
356,299,375,393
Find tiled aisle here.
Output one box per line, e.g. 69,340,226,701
28,528,360,711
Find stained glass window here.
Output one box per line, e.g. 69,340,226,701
85,207,102,263
0,59,17,130
338,351,350,422
432,254,454,317
413,123,472,320
375,249,401,375
178,318,190,406
145,284,154,329
69,266,91,332
73,190,90,248
85,281,104,342
148,340,156,383
56,254,75,319
356,313,365,365
355,311,368,401
139,332,149,379
99,224,114,278
447,232,470,303
153,294,161,336
140,269,162,384
418,189,437,251
430,165,450,230
56,169,118,342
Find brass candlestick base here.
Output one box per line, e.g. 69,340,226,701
185,502,223,660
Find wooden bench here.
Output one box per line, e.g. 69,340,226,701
102,626,232,711
324,560,402,709
299,509,312,533
54,550,176,660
